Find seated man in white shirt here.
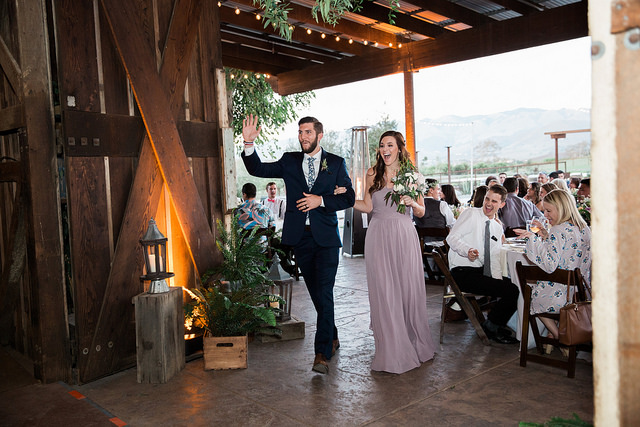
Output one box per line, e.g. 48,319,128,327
414,178,455,243
447,184,519,344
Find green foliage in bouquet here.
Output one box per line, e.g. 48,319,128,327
577,197,591,226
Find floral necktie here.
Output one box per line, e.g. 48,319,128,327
307,157,316,190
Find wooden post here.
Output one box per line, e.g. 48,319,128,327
133,287,184,383
403,69,416,165
17,0,70,382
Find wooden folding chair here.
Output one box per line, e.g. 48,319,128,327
515,262,589,378
432,247,490,345
415,226,449,285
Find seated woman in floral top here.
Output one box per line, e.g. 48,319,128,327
516,189,591,340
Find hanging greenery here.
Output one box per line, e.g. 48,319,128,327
225,68,315,147
252,0,399,42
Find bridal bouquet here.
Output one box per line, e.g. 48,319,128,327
384,159,426,214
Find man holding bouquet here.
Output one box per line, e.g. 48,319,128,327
241,115,355,374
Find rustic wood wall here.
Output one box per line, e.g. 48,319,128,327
1,0,227,383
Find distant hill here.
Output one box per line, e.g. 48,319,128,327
413,108,591,165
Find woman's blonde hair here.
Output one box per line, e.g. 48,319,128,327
542,189,588,230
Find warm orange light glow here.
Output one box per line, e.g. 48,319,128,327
306,28,312,35
398,43,403,48
321,33,326,39
335,36,340,42
349,39,353,44
389,42,393,47
256,14,261,20
235,7,240,14
217,1,221,6
374,41,379,47
364,40,368,46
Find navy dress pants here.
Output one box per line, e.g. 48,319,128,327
294,229,339,360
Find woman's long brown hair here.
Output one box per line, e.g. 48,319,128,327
369,131,412,195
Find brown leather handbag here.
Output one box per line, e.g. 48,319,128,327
558,270,592,346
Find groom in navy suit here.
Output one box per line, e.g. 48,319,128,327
241,115,355,374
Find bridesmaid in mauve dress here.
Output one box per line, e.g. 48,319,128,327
350,130,436,374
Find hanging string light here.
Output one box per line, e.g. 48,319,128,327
306,28,312,35
234,7,240,14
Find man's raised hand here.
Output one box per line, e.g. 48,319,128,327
242,114,261,143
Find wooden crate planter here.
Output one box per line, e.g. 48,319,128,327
203,336,248,370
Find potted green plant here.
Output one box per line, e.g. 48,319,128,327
184,216,282,370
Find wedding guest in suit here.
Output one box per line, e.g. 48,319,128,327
499,177,542,231
498,172,508,185
447,185,519,344
516,189,591,343
241,114,355,374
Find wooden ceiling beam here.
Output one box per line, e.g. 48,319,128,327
219,6,374,56
221,30,339,63
274,1,588,95
222,41,315,69
408,0,493,27
222,55,290,75
355,2,445,38
230,0,397,45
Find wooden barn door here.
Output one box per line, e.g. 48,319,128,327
54,0,227,382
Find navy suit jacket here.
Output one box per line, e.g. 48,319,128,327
242,149,355,247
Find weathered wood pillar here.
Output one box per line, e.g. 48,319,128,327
591,1,640,424
403,69,416,165
16,0,70,382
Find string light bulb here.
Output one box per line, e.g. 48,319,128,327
363,40,368,46
234,7,240,14
388,42,393,47
243,74,248,79
230,74,235,79
335,36,340,42
217,1,221,6
398,42,402,48
256,14,261,20
348,39,353,44
321,33,326,39
306,28,312,35
289,25,294,31
374,41,378,47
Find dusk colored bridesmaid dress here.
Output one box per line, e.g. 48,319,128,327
364,189,436,374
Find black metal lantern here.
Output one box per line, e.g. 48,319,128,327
266,254,293,321
140,218,174,293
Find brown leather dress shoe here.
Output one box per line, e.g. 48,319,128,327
332,339,340,356
312,354,329,374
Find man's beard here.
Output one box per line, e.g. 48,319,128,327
300,135,319,154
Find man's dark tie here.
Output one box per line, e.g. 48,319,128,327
307,157,316,190
483,220,492,277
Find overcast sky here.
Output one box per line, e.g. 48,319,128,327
273,36,592,140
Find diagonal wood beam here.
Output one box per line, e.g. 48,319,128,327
84,0,209,380
0,35,22,97
274,1,587,95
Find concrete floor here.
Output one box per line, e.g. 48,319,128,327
0,255,593,426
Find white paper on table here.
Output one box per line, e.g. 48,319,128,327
362,213,369,228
